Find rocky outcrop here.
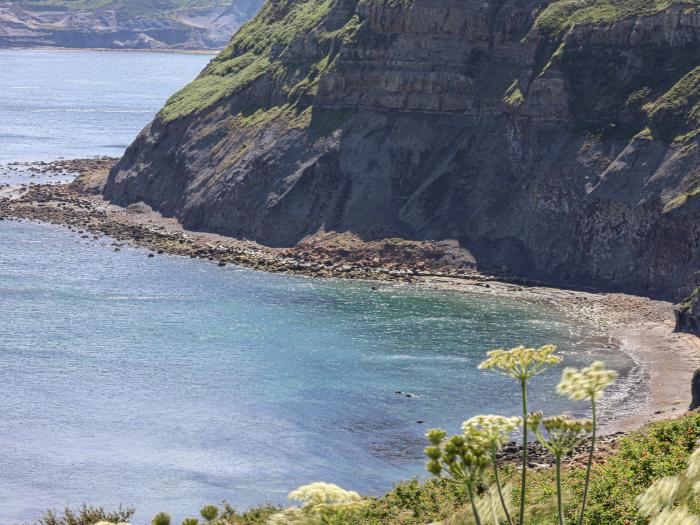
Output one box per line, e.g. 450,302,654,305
691,368,700,410
0,0,264,50
105,0,700,300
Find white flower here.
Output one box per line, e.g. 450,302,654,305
478,345,561,380
686,445,700,480
266,508,307,525
462,415,521,450
531,414,592,457
649,507,700,525
287,482,362,506
556,361,617,401
636,476,684,517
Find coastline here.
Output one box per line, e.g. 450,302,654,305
1,160,699,438
0,46,220,55
418,277,700,433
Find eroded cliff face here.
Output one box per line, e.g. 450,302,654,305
105,0,700,299
0,0,264,50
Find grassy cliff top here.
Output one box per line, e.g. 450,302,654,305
159,0,337,122
158,0,700,124
534,0,700,36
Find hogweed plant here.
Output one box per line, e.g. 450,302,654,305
556,361,617,525
425,427,493,525
530,413,593,525
462,415,521,525
478,344,562,525
635,446,700,525
266,482,364,525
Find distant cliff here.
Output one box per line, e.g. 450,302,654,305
105,0,700,301
0,0,264,50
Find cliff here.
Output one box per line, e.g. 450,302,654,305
104,0,700,301
0,0,264,50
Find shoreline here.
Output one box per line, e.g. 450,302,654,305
0,46,220,55
1,160,699,438
418,277,700,433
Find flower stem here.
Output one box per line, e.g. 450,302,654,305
467,481,482,525
492,446,513,525
519,377,528,525
556,455,565,525
578,398,597,525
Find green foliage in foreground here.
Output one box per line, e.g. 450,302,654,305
37,504,134,525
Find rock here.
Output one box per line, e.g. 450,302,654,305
690,368,700,410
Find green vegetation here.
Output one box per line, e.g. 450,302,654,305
680,287,700,313
38,504,134,525
525,0,700,142
533,0,700,37
645,67,700,141
152,512,172,525
504,81,525,109
159,0,336,122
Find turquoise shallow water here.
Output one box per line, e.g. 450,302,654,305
0,50,641,523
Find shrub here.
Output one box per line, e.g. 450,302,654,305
200,504,219,522
152,512,172,525
38,504,135,525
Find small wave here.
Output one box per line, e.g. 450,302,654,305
106,295,167,301
367,353,470,363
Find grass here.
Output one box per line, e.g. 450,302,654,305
159,0,336,122
680,287,700,313
504,80,525,109
645,66,700,141
532,0,700,37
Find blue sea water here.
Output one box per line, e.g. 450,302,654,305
0,49,212,163
0,50,641,523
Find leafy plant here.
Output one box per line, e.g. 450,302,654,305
200,504,219,522
38,504,135,525
478,344,562,524
152,512,172,525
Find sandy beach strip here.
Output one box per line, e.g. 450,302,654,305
418,276,700,433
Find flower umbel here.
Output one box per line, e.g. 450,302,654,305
636,476,686,517
478,345,561,380
462,415,521,451
531,414,593,457
556,361,618,401
287,482,362,506
267,483,364,525
649,507,700,525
